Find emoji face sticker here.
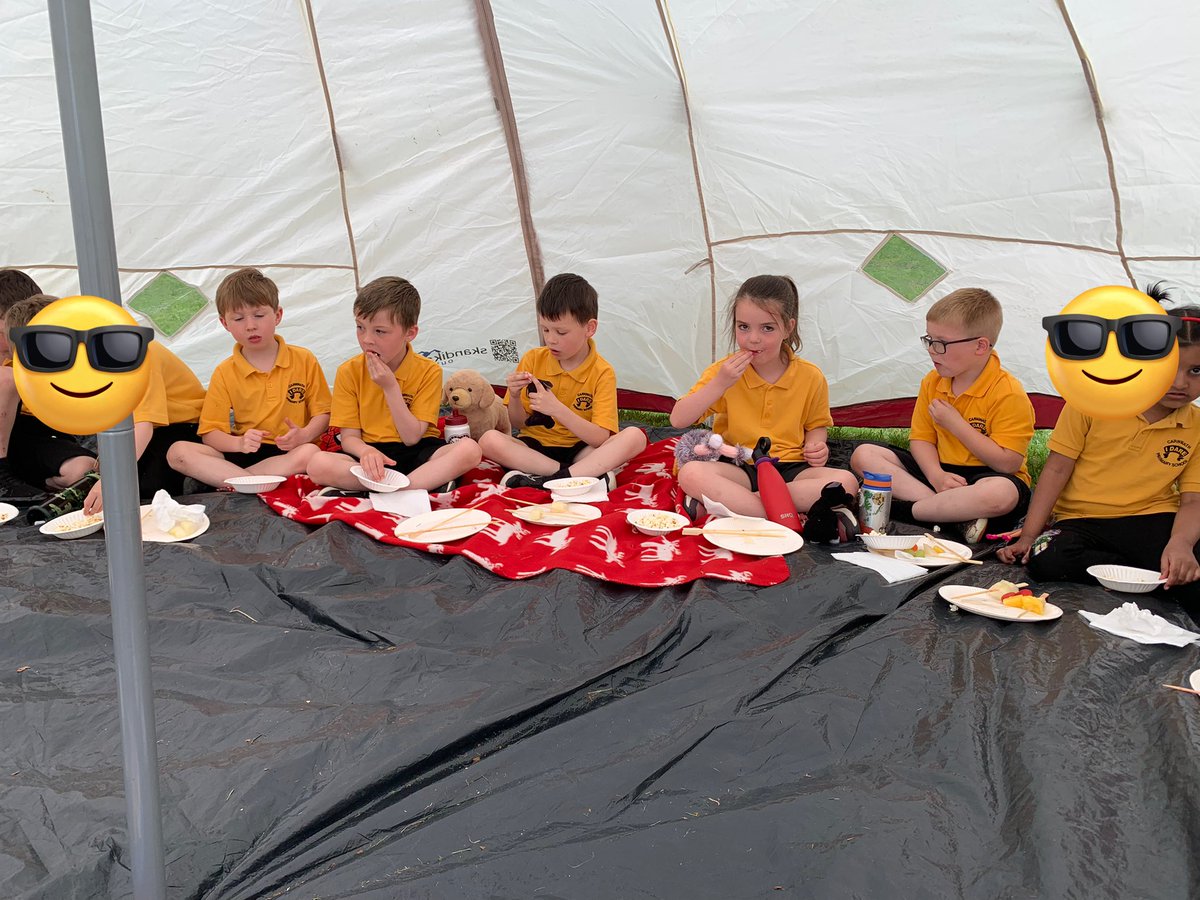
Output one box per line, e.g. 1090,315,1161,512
11,296,154,434
1043,286,1180,419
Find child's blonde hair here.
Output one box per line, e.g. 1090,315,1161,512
926,288,1002,344
728,275,801,362
215,268,279,317
354,276,420,329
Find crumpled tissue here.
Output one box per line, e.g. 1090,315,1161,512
1079,602,1200,647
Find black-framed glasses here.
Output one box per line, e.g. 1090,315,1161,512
10,324,155,374
1041,314,1182,361
920,334,982,355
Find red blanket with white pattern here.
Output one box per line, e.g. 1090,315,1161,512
260,437,790,587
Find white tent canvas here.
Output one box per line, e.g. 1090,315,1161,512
5,0,1200,414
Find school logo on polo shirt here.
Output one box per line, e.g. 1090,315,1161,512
968,417,988,436
574,392,593,411
287,382,307,403
1157,440,1192,468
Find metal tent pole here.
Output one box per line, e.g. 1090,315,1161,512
46,2,167,897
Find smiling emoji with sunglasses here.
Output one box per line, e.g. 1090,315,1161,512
11,295,155,434
1043,285,1184,419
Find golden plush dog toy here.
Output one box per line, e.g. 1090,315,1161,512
443,369,509,441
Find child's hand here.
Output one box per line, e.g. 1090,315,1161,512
996,534,1035,565
931,469,968,492
240,429,268,454
365,351,397,391
928,399,967,431
1161,539,1200,588
505,370,533,395
717,350,754,386
803,440,829,466
275,418,304,452
358,447,396,482
527,376,566,418
83,480,103,516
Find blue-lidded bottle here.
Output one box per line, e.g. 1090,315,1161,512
858,471,892,533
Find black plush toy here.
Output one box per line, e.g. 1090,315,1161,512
524,378,557,428
803,481,860,544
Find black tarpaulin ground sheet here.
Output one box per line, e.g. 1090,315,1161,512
2,491,1199,899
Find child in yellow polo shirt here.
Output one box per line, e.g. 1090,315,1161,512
851,288,1034,542
671,275,859,517
168,268,331,488
479,273,647,489
999,303,1200,595
307,276,482,492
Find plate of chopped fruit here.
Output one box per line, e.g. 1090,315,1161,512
863,533,972,567
938,580,1062,622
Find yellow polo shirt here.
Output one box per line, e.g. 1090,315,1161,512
909,351,1034,485
507,340,618,447
1048,403,1200,520
199,336,331,444
133,343,204,427
331,345,441,443
683,349,833,463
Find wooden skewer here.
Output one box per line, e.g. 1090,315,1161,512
399,507,477,538
951,583,1029,601
922,532,981,565
1162,683,1200,697
682,527,787,538
397,514,492,540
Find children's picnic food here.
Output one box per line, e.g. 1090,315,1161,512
50,513,103,533
550,501,568,513
981,579,1049,614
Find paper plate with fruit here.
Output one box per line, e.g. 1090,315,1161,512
890,535,973,568
139,505,210,543
938,581,1063,623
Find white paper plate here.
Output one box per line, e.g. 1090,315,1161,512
0,503,18,526
701,516,803,557
224,475,286,494
513,503,603,527
350,465,410,493
40,509,105,539
938,584,1063,623
393,507,491,543
543,476,599,496
888,536,972,568
139,505,210,543
1189,670,1200,692
626,509,689,536
1086,564,1165,594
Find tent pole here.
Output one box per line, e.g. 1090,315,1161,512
46,2,167,898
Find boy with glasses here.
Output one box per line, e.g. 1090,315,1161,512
851,288,1034,542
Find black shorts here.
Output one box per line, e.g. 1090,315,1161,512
367,436,445,474
519,436,588,467
718,457,811,492
139,422,200,499
223,444,284,469
873,443,1031,532
7,414,96,486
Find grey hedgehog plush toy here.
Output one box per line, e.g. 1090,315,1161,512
674,429,753,467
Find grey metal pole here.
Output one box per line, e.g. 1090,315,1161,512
46,2,167,898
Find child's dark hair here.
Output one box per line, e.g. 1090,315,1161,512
215,268,279,316
5,294,57,331
536,274,598,325
354,276,421,329
1169,305,1200,348
1148,282,1200,347
729,275,801,360
0,269,43,317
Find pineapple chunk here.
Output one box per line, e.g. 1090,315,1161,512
1021,594,1046,615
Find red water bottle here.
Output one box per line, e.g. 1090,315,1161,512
753,437,802,532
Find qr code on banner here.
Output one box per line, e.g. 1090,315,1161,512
490,339,519,363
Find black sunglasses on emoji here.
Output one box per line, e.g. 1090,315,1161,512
10,324,155,374
1040,314,1195,361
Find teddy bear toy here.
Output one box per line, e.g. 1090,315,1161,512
803,481,860,544
673,429,753,467
443,369,510,441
